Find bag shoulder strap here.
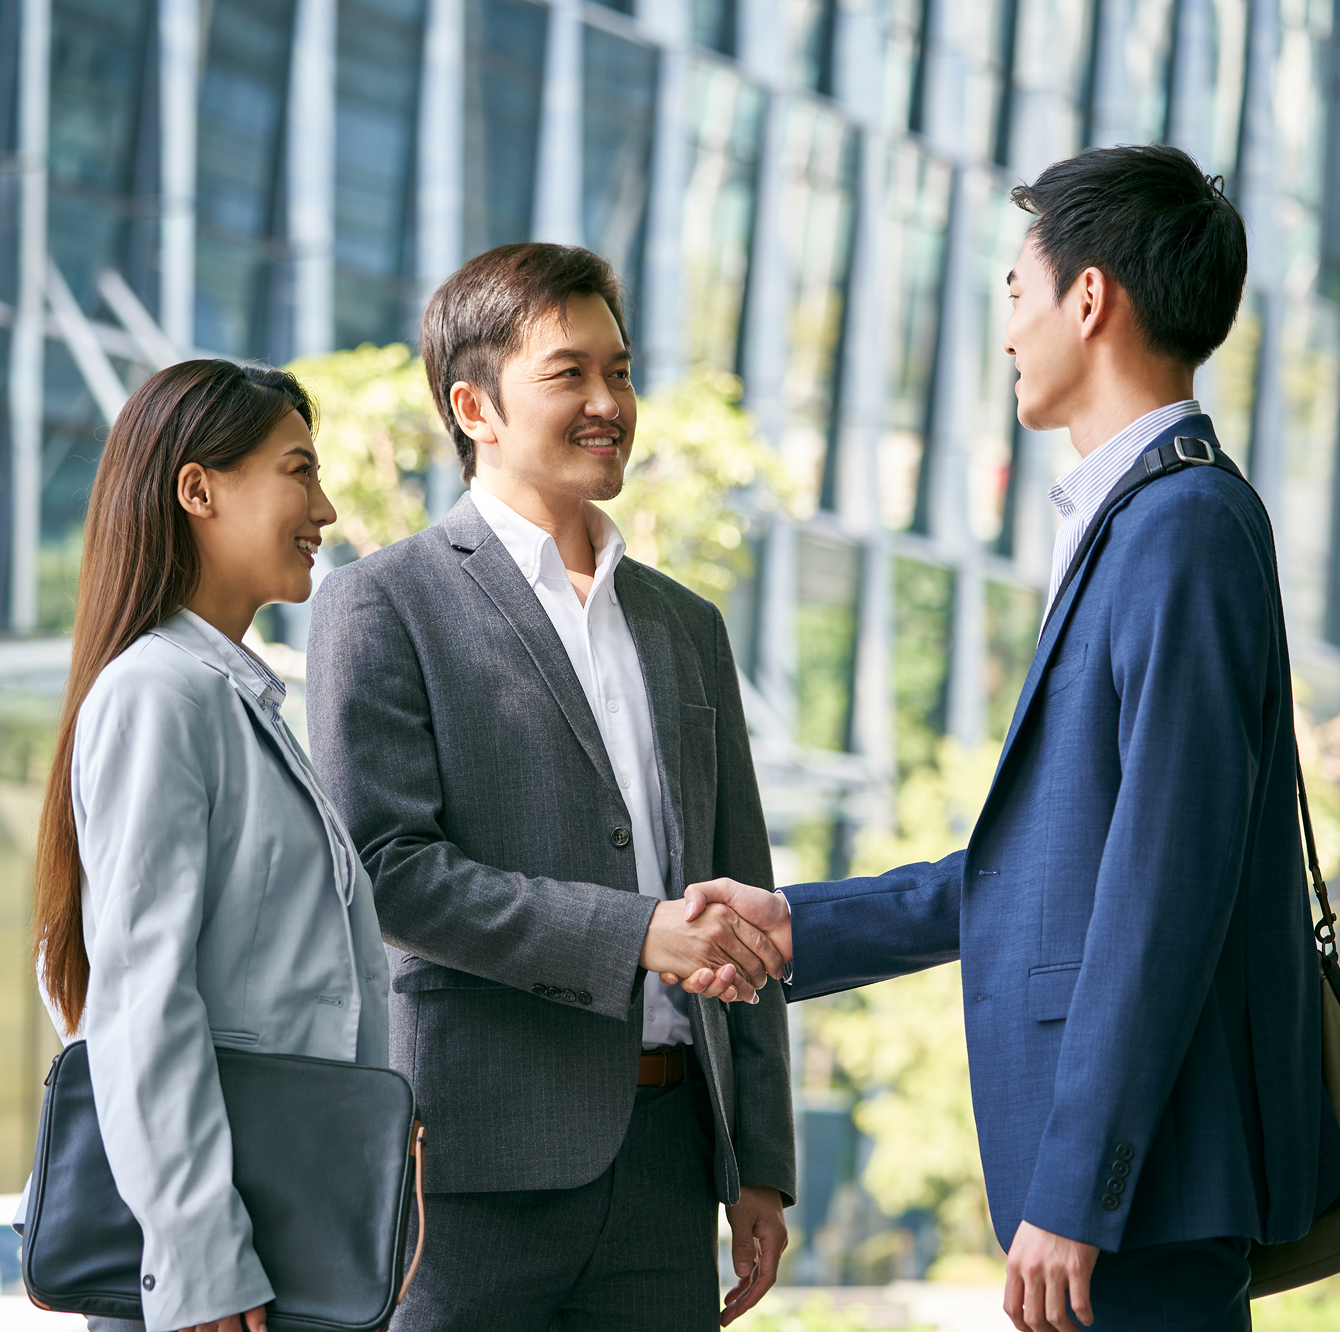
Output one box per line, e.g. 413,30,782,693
1043,428,1339,961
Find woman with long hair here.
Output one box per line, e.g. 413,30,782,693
30,360,389,1332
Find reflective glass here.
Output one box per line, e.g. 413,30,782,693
881,0,924,135
1275,0,1331,210
334,0,426,349
1279,297,1340,642
967,180,1030,547
1009,0,1088,165
796,532,861,752
681,59,765,373
776,101,859,514
790,0,838,96
47,0,152,303
985,579,1040,739
583,26,659,338
879,141,952,533
463,0,547,258
892,555,955,777
1126,0,1176,143
692,0,736,56
1207,0,1248,179
957,0,1011,162
590,0,633,11
195,0,297,359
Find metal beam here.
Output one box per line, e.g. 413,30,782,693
45,260,130,424
159,0,200,351
97,268,182,369
9,0,51,633
532,0,584,244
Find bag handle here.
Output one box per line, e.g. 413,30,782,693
397,1122,427,1307
1297,756,1339,964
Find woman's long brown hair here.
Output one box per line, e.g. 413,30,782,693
34,359,314,1033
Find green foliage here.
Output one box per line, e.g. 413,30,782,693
984,580,1041,741
796,599,859,751
1254,1275,1340,1332
598,366,793,600
727,1294,887,1332
37,527,83,634
893,558,955,777
286,343,447,556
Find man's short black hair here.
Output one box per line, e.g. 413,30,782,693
421,242,630,482
1011,144,1248,367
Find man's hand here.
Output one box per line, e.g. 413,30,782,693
660,879,793,998
722,1186,787,1326
176,1306,268,1332
1003,1221,1098,1331
639,898,783,1004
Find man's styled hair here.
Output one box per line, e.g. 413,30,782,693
421,242,631,482
1011,144,1248,367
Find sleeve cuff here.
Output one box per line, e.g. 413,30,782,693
775,889,793,984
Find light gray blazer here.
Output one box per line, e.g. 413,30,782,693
71,611,389,1332
306,494,795,1204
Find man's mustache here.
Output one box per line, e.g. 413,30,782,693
567,421,627,446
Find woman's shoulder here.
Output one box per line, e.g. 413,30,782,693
81,624,235,726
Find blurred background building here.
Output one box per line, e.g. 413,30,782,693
2,0,1340,1292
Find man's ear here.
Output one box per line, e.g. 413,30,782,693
1077,266,1111,342
177,462,213,518
450,382,500,445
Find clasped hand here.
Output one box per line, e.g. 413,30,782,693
639,878,793,1003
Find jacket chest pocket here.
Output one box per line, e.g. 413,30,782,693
1028,962,1081,1021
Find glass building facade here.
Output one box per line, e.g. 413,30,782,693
4,0,1340,1270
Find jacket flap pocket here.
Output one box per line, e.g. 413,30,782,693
1028,963,1082,1022
681,703,716,730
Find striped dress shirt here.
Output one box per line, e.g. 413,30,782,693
1043,400,1200,622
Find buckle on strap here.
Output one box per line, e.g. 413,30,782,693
1173,435,1215,465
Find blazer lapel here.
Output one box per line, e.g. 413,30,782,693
445,495,622,795
615,561,687,896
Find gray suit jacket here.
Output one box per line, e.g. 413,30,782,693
306,494,795,1203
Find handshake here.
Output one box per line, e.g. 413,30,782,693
637,879,795,1004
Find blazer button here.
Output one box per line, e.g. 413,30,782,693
546,987,563,999
1115,1143,1134,1162
1110,1159,1130,1177
610,827,631,848
531,984,547,996
578,991,592,1006
560,989,577,1003
1106,1176,1126,1194
142,1275,156,1291
1101,1194,1120,1211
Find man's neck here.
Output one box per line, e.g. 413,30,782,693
1064,366,1196,459
474,474,597,582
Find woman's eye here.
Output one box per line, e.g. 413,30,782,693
297,463,313,476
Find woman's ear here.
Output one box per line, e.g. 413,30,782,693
450,381,499,445
177,462,213,518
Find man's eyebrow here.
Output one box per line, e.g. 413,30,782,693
537,347,632,364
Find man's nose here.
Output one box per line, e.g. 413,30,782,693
585,385,619,418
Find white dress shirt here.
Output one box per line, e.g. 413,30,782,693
469,480,693,1049
1044,400,1201,622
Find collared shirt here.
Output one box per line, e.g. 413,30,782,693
469,480,692,1049
1043,400,1201,622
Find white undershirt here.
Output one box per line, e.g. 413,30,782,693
469,480,693,1049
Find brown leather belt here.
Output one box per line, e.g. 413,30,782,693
638,1049,685,1087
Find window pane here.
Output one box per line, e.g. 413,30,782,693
1208,0,1248,179
985,580,1041,740
1127,0,1177,143
796,532,862,752
583,26,659,338
463,0,547,257
334,0,426,348
892,556,955,778
789,0,837,96
777,102,859,514
195,0,297,359
879,141,952,532
682,59,765,372
883,0,925,135
1275,0,1331,209
692,0,736,56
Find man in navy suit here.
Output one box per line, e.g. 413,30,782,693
673,145,1340,1329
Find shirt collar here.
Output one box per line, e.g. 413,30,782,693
1049,399,1201,525
470,479,627,604
156,608,287,713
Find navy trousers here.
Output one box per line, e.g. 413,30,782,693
1076,1236,1251,1330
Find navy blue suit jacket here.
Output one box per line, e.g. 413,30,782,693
786,415,1340,1253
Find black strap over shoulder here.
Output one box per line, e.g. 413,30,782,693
1038,423,1338,966
1039,431,1240,639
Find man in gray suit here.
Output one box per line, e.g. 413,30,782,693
306,242,795,1332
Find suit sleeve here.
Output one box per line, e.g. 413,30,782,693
710,609,797,1205
305,565,656,1022
1020,489,1273,1249
784,853,964,1000
76,661,273,1332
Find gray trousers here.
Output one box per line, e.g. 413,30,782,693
392,1063,721,1332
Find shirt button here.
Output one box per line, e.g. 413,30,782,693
607,700,619,712
619,775,631,789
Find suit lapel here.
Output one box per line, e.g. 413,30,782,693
615,562,686,896
446,495,622,795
